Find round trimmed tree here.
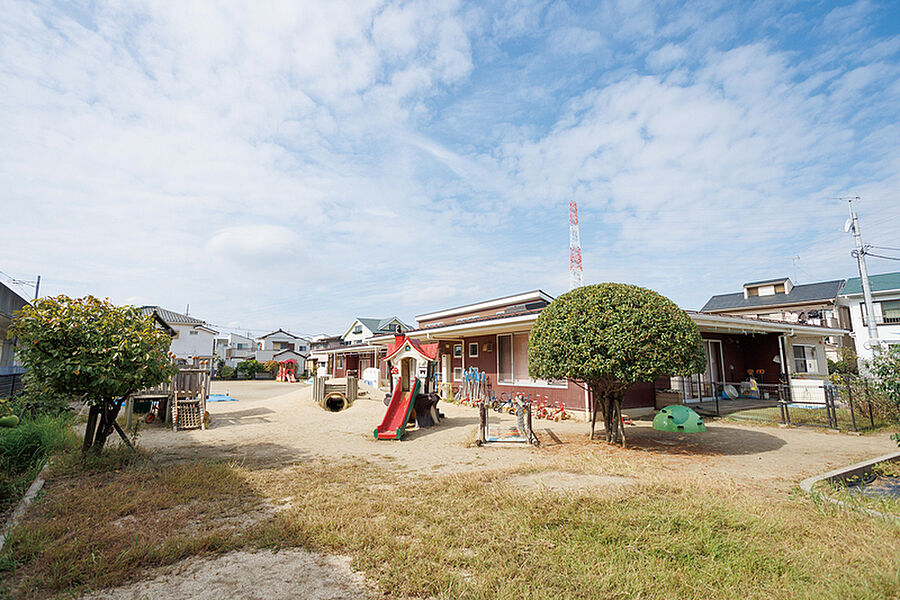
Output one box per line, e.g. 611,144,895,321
9,295,176,452
529,283,705,445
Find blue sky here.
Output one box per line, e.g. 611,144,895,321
2,0,900,337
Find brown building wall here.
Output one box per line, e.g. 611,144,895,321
416,302,548,329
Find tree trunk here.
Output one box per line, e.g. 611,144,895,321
589,384,601,440
91,398,122,453
82,404,100,453
587,382,626,446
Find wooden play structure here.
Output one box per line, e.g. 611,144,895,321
374,334,443,440
313,374,358,412
125,363,211,431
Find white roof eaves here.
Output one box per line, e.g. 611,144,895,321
415,290,553,322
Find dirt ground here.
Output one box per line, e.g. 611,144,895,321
81,549,373,600
136,380,896,491
86,380,896,600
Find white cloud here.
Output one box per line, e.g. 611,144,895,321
1,0,899,333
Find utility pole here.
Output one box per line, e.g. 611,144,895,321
34,275,40,300
845,197,880,351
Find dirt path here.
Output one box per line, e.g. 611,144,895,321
81,549,374,600
135,381,896,490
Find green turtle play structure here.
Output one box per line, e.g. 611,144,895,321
652,405,706,433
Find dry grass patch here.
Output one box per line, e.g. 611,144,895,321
245,460,900,600
0,457,262,598
2,450,899,600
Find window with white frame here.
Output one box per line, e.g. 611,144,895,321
468,342,479,358
453,344,462,358
353,324,363,334
337,356,344,369
881,300,900,324
792,345,817,374
189,331,198,336
497,333,566,387
453,367,463,381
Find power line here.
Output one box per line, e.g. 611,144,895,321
865,252,900,261
870,245,900,252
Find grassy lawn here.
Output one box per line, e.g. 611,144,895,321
0,416,77,516
2,452,899,599
724,405,894,432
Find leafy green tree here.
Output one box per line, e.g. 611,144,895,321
236,359,264,378
263,360,280,374
869,345,900,426
9,296,175,452
529,283,705,445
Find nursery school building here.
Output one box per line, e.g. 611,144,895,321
367,290,846,417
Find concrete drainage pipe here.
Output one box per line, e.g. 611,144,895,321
321,391,352,412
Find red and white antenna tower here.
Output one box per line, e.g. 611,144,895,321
569,200,584,290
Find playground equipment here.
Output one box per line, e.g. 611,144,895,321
455,367,489,405
276,359,298,383
374,334,441,440
313,375,358,412
652,405,706,433
477,392,539,446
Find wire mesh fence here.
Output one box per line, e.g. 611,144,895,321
716,377,894,432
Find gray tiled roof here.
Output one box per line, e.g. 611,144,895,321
701,280,845,312
140,306,206,326
356,316,409,334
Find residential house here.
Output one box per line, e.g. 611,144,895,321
320,317,410,379
140,306,218,364
841,271,900,362
308,335,343,374
366,289,843,417
0,280,29,375
214,332,256,367
255,329,308,362
701,277,852,360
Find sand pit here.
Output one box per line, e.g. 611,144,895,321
82,549,373,600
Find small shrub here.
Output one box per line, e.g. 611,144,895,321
868,346,900,426
263,360,280,374
236,360,264,378
218,365,236,379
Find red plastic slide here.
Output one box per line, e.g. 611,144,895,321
374,378,421,440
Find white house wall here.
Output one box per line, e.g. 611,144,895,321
786,334,828,404
846,293,900,362
168,324,215,359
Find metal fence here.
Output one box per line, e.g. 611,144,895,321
694,378,889,432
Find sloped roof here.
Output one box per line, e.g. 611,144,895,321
351,316,409,336
742,277,790,287
140,306,204,325
415,290,554,322
842,271,900,295
701,280,845,312
258,328,304,340
385,335,438,362
140,306,217,334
